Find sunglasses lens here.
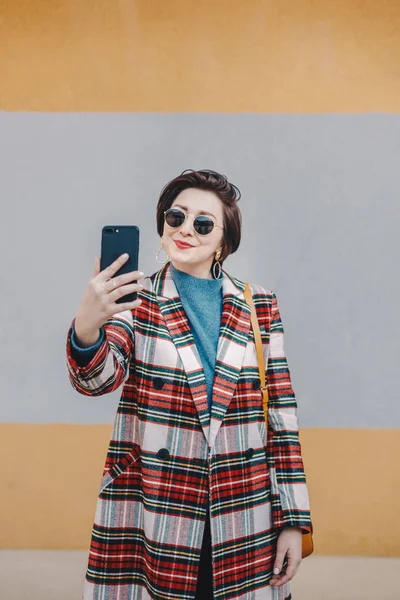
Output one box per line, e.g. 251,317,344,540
165,209,185,228
194,216,214,235
165,209,215,235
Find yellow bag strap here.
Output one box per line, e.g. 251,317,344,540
243,283,269,426
244,283,315,556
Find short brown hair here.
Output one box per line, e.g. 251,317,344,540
156,169,242,266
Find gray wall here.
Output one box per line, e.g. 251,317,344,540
0,112,399,426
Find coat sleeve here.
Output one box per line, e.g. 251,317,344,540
65,309,134,396
265,290,313,534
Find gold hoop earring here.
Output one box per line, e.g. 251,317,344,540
156,244,169,264
212,250,222,279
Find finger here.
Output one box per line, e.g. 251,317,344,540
109,283,143,303
270,572,290,587
270,558,299,588
283,561,297,581
110,270,144,290
110,298,142,313
270,568,286,583
92,256,101,278
100,253,130,281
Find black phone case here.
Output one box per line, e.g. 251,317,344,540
100,225,140,304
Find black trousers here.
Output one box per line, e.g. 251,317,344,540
194,507,214,600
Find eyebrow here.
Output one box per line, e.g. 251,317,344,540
173,204,216,219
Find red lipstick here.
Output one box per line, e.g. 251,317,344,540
174,240,194,250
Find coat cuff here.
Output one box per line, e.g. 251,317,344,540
68,319,107,370
280,523,313,534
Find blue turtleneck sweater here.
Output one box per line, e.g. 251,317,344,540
70,263,224,413
169,263,224,412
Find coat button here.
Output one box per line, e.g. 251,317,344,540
252,378,261,390
157,448,170,459
245,447,254,459
153,377,165,390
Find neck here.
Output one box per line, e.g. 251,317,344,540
170,260,214,280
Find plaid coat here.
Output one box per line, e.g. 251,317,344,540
66,262,312,600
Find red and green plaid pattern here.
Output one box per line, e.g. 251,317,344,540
66,262,311,600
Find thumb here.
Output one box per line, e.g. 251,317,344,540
273,551,286,575
92,256,101,278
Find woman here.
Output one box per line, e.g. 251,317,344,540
66,169,312,600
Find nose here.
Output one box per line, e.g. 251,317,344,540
179,214,195,236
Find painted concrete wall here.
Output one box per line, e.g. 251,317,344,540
0,0,399,555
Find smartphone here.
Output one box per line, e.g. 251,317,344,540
100,225,140,304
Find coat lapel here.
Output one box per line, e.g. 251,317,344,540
155,263,210,440
208,274,251,448
154,262,252,449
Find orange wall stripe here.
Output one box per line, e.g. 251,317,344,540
1,424,400,555
0,0,399,112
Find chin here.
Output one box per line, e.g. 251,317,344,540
169,250,194,263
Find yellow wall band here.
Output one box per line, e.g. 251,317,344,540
1,0,399,112
1,423,399,555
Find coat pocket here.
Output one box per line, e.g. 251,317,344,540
99,447,140,494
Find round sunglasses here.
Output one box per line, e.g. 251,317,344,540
164,208,224,236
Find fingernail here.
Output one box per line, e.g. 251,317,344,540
273,568,280,575
138,271,144,276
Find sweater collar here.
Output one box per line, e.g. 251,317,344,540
169,262,224,292
152,261,246,301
